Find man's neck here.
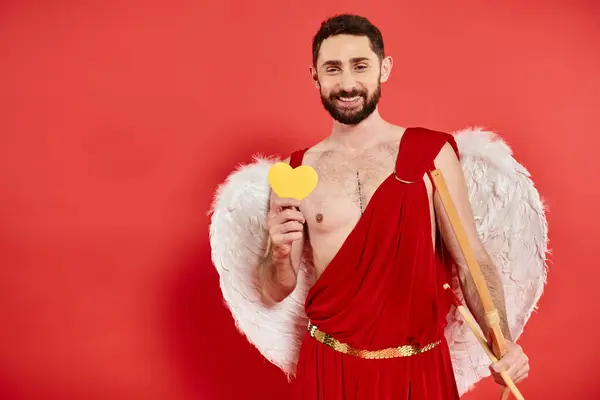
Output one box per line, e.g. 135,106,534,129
327,109,390,152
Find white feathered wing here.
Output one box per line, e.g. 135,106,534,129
208,156,311,377
208,128,549,394
444,127,548,395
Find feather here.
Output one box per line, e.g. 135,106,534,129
208,156,311,378
208,128,549,394
445,127,549,395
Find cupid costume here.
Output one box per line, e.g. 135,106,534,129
209,127,548,398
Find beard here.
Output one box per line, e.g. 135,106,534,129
319,82,381,125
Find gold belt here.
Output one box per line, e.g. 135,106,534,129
308,321,441,359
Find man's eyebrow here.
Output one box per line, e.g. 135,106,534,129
349,57,371,63
320,60,342,68
320,57,372,68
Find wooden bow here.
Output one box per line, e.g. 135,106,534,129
429,169,524,400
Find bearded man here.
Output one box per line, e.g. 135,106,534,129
256,14,531,399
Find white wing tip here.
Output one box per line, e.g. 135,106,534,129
207,155,278,217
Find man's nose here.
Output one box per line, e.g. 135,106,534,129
340,71,357,91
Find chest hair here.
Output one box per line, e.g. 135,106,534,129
308,142,399,216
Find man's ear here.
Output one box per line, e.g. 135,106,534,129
379,56,393,83
309,66,320,89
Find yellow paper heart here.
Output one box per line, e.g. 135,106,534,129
268,162,318,200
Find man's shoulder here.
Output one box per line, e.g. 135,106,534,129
381,124,453,148
409,126,453,137
408,126,459,161
281,139,324,165
405,126,457,151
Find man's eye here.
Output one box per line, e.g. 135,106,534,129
326,68,339,73
355,65,368,71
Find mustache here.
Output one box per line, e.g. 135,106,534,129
330,89,367,99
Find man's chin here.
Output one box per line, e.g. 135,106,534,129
332,113,368,125
321,99,375,125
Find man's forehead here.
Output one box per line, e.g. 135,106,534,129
317,35,376,65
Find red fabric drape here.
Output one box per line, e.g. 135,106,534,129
292,128,461,399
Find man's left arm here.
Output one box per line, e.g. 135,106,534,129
431,142,530,385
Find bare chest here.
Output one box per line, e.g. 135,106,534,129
300,144,398,232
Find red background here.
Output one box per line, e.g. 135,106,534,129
1,1,599,399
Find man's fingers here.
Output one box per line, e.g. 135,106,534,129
272,197,302,209
491,365,529,387
273,208,306,224
491,360,506,373
491,351,515,373
504,360,521,381
272,232,303,246
490,353,530,387
267,210,305,232
278,221,304,234
513,366,529,384
512,358,530,383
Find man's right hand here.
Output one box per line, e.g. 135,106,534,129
267,196,305,262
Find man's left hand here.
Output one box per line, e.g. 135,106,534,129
490,340,530,385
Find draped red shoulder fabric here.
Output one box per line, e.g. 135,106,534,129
290,127,461,400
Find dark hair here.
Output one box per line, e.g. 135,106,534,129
312,14,385,66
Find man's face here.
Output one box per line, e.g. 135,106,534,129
312,35,390,125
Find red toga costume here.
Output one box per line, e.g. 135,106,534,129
209,125,548,399
291,128,461,399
